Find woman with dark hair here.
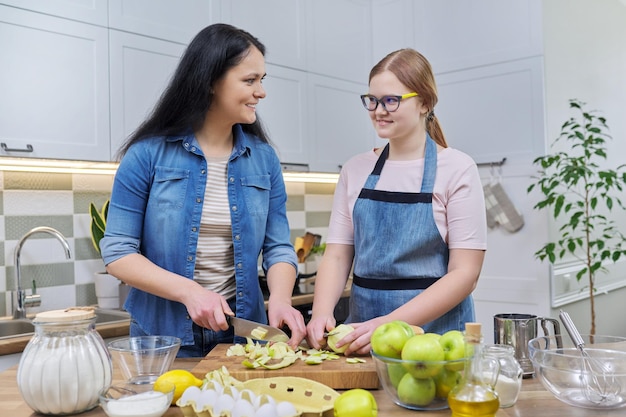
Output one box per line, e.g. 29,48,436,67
307,48,487,356
101,23,306,356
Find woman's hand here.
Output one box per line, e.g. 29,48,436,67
183,289,234,332
267,299,306,350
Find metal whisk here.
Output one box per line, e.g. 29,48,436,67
559,310,621,404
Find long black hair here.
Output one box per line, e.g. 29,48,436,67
116,23,270,159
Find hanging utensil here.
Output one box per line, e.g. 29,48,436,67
559,310,621,404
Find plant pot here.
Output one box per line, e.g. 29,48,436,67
94,272,120,309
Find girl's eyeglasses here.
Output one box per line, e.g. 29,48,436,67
360,92,418,112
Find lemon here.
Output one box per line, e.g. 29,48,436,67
154,369,203,405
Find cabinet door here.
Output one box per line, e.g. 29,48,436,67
109,31,185,158
435,57,545,166
261,65,310,167
305,0,372,82
0,6,110,161
221,0,307,70
108,0,219,44
308,74,374,173
411,0,543,73
0,0,108,25
371,0,414,63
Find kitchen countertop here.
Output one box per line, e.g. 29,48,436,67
1,358,623,416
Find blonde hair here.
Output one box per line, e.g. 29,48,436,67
369,49,447,148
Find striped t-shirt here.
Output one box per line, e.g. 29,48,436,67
194,155,236,299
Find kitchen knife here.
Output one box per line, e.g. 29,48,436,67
228,316,290,343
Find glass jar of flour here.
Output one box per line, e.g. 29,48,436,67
17,308,112,415
483,344,524,408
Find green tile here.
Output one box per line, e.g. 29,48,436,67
286,195,305,211
76,283,98,307
0,192,3,215
0,241,4,265
76,237,101,261
0,294,5,316
290,229,306,243
6,263,74,290
3,172,72,190
4,215,74,240
306,211,332,228
304,183,336,195
74,192,110,215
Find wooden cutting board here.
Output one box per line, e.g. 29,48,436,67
191,343,380,390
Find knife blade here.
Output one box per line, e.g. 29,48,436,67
228,316,289,343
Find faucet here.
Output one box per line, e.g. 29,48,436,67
13,226,72,319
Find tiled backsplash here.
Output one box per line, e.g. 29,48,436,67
0,170,335,316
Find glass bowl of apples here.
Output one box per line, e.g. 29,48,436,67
370,322,467,411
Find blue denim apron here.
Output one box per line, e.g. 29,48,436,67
348,135,474,334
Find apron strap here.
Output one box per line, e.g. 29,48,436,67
353,274,440,290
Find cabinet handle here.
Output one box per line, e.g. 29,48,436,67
1,143,34,153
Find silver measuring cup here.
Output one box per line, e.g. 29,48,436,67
494,313,561,376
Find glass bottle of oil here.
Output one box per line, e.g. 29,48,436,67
448,322,500,417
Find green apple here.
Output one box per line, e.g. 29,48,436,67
422,332,442,342
387,362,407,388
400,334,445,378
371,320,414,358
334,388,378,417
397,373,436,407
439,330,466,371
327,324,355,354
434,367,461,398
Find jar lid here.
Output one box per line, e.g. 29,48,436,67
34,307,96,322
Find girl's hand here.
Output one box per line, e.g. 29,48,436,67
335,317,387,356
306,315,337,350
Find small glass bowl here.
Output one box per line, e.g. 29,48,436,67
99,382,174,417
107,336,181,385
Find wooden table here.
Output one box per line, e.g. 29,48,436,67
1,358,624,417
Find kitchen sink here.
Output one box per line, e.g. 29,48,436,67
0,320,34,339
0,308,130,340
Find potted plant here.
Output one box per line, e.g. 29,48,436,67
89,199,109,256
89,199,120,309
527,99,626,336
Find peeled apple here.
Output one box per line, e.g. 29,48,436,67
327,324,355,354
334,388,378,417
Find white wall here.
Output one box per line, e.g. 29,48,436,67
543,0,626,336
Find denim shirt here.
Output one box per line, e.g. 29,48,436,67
100,125,297,346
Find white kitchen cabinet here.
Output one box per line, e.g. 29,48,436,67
260,65,310,167
305,0,372,83
308,74,374,173
411,0,543,74
220,0,307,70
435,57,545,167
108,0,219,44
371,0,415,63
0,6,110,161
109,31,185,158
0,0,108,26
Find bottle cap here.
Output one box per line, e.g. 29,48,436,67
34,307,96,323
465,322,482,343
